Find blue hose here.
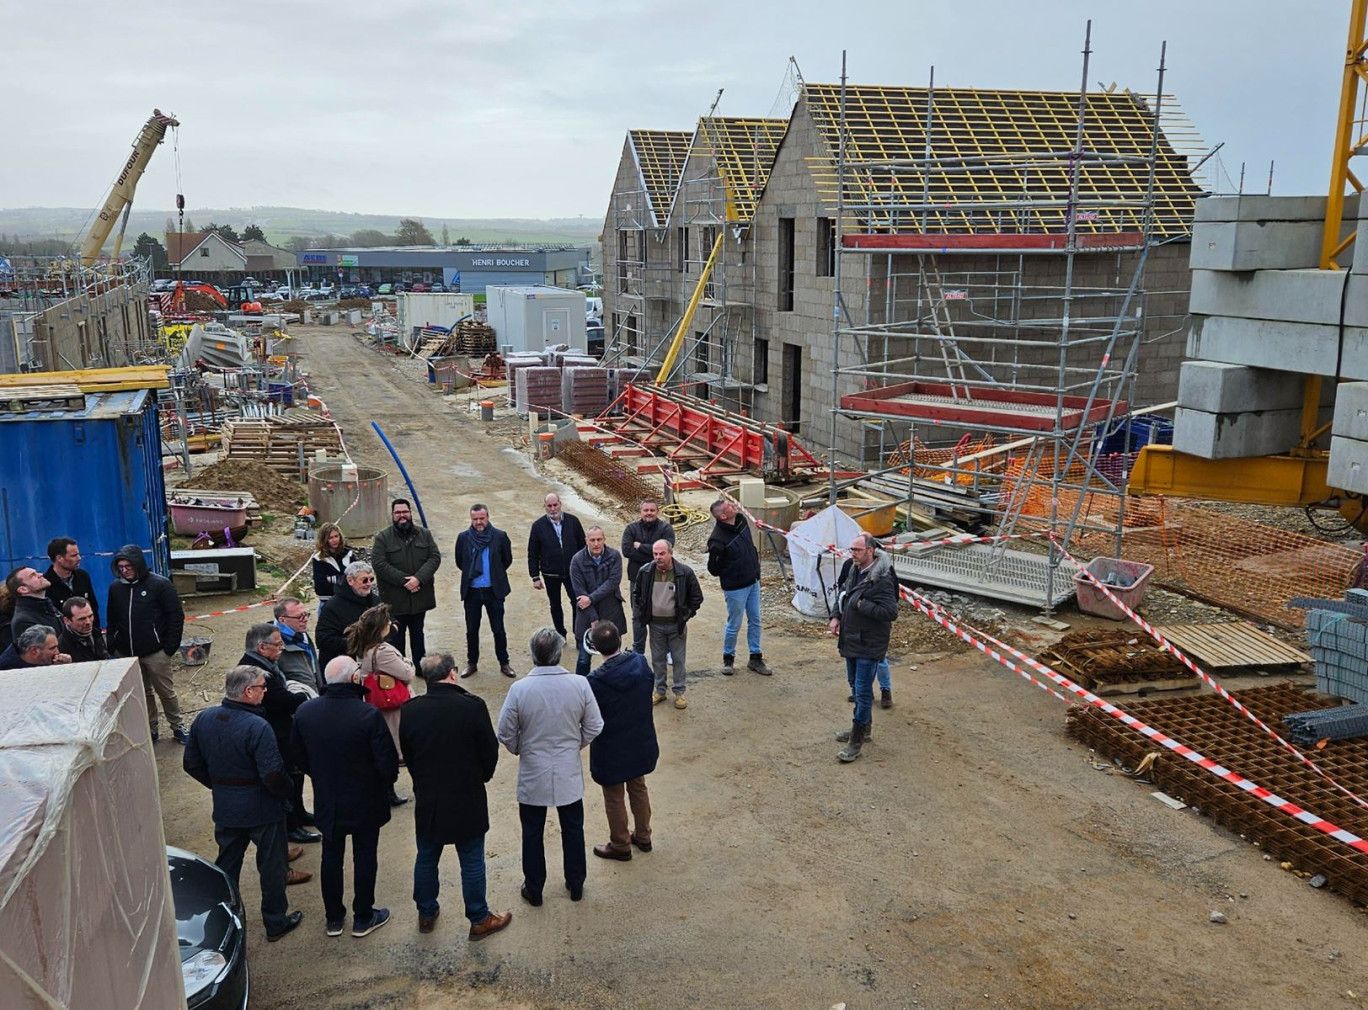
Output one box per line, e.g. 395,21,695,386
371,421,429,528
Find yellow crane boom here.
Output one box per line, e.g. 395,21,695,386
79,109,178,267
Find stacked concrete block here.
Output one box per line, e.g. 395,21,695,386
1172,360,1333,458
562,366,610,417
505,354,544,409
515,366,563,418
1190,194,1356,273
1329,381,1368,492
1307,608,1368,704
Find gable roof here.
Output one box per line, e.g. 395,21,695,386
801,84,1202,238
164,230,248,266
685,117,788,224
627,130,692,228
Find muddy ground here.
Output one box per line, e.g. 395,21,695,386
156,326,1367,1009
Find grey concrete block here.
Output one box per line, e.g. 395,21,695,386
1332,382,1368,441
1187,314,1368,380
1172,405,1310,459
1329,434,1368,493
1193,194,1359,224
1176,361,1313,412
1190,219,1353,272
1189,269,1368,327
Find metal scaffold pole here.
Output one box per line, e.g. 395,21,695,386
828,50,848,505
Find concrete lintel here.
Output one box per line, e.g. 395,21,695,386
1193,193,1360,223
1172,405,1320,460
1329,434,1368,493
1189,269,1368,328
1187,314,1368,380
1176,361,1322,413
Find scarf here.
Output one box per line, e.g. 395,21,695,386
468,525,494,580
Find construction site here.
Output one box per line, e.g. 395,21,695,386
5,10,1368,1010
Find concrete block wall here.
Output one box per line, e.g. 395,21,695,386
29,284,151,370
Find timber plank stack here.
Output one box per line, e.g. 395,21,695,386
221,409,344,476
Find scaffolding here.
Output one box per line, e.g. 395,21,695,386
818,31,1200,609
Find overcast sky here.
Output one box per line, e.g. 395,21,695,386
0,0,1351,221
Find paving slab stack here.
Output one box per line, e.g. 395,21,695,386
1307,605,1368,704
562,366,610,417
1179,194,1368,475
515,366,564,418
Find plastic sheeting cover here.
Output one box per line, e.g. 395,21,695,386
0,659,185,1009
787,505,864,618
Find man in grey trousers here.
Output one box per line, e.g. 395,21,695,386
630,541,704,710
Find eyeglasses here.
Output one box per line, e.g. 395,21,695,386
245,682,267,694
262,640,284,650
283,612,310,622
354,576,375,584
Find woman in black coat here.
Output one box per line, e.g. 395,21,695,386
312,523,356,618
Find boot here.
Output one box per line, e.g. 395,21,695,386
722,654,735,675
837,722,868,763
881,688,893,709
835,719,873,743
747,653,772,676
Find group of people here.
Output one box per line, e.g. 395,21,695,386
1,538,189,742
310,493,772,706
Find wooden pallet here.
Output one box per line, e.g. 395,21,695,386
0,383,85,413
1038,629,1197,695
1153,622,1311,669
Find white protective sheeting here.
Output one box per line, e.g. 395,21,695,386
0,659,184,1009
787,505,864,618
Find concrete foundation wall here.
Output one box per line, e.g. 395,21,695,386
28,284,151,370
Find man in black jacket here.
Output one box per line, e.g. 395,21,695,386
58,598,108,663
44,537,100,629
706,498,771,676
183,664,304,942
455,504,515,678
631,541,704,708
587,623,658,860
239,623,319,849
620,499,675,654
316,562,379,670
829,534,900,764
371,499,441,666
400,653,512,940
106,545,186,743
292,655,400,939
7,566,63,644
527,493,586,638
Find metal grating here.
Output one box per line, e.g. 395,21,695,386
1067,684,1368,905
891,542,1080,607
802,84,1201,238
629,129,693,228
694,117,788,223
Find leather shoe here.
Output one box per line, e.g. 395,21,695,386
468,909,512,941
630,834,652,853
499,663,517,678
460,662,478,679
300,809,316,826
389,788,409,807
288,828,322,844
565,882,583,901
520,883,542,907
418,909,439,933
287,867,312,886
266,910,304,941
287,845,304,863
593,844,631,861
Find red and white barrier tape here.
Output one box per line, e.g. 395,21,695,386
186,598,279,622
1052,537,1368,812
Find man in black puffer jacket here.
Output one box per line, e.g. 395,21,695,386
829,534,900,764
316,561,380,670
107,545,186,743
705,498,770,677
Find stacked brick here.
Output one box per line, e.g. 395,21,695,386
505,354,545,410
515,367,563,418
562,367,610,416
1307,607,1368,704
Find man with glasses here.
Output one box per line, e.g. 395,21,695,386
183,665,305,942
317,562,380,670
274,597,321,695
239,624,319,851
107,545,186,744
829,533,899,764
371,499,441,667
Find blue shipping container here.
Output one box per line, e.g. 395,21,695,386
0,389,170,620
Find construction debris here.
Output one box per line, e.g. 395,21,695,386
1037,629,1195,695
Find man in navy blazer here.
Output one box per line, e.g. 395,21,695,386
455,503,515,678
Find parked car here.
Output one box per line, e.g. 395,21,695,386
587,321,605,357
168,846,248,1010
302,290,333,303
411,282,428,293
429,283,445,293
357,284,374,298
150,278,176,292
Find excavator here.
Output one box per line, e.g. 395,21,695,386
78,109,178,267
1127,1,1368,533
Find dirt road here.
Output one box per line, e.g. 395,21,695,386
158,327,1366,1009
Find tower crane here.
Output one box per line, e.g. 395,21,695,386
78,109,179,267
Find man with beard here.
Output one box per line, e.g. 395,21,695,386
620,499,674,654
58,597,107,663
371,499,441,667
316,562,380,670
107,546,186,743
455,504,515,678
830,533,900,764
43,538,100,628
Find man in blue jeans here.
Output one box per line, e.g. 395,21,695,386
706,498,771,676
400,653,513,940
829,533,900,763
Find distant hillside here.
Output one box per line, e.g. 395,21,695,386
0,205,602,249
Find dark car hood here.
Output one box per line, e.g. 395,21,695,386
167,845,240,961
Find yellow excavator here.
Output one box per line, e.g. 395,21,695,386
1128,1,1368,533
78,109,179,267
